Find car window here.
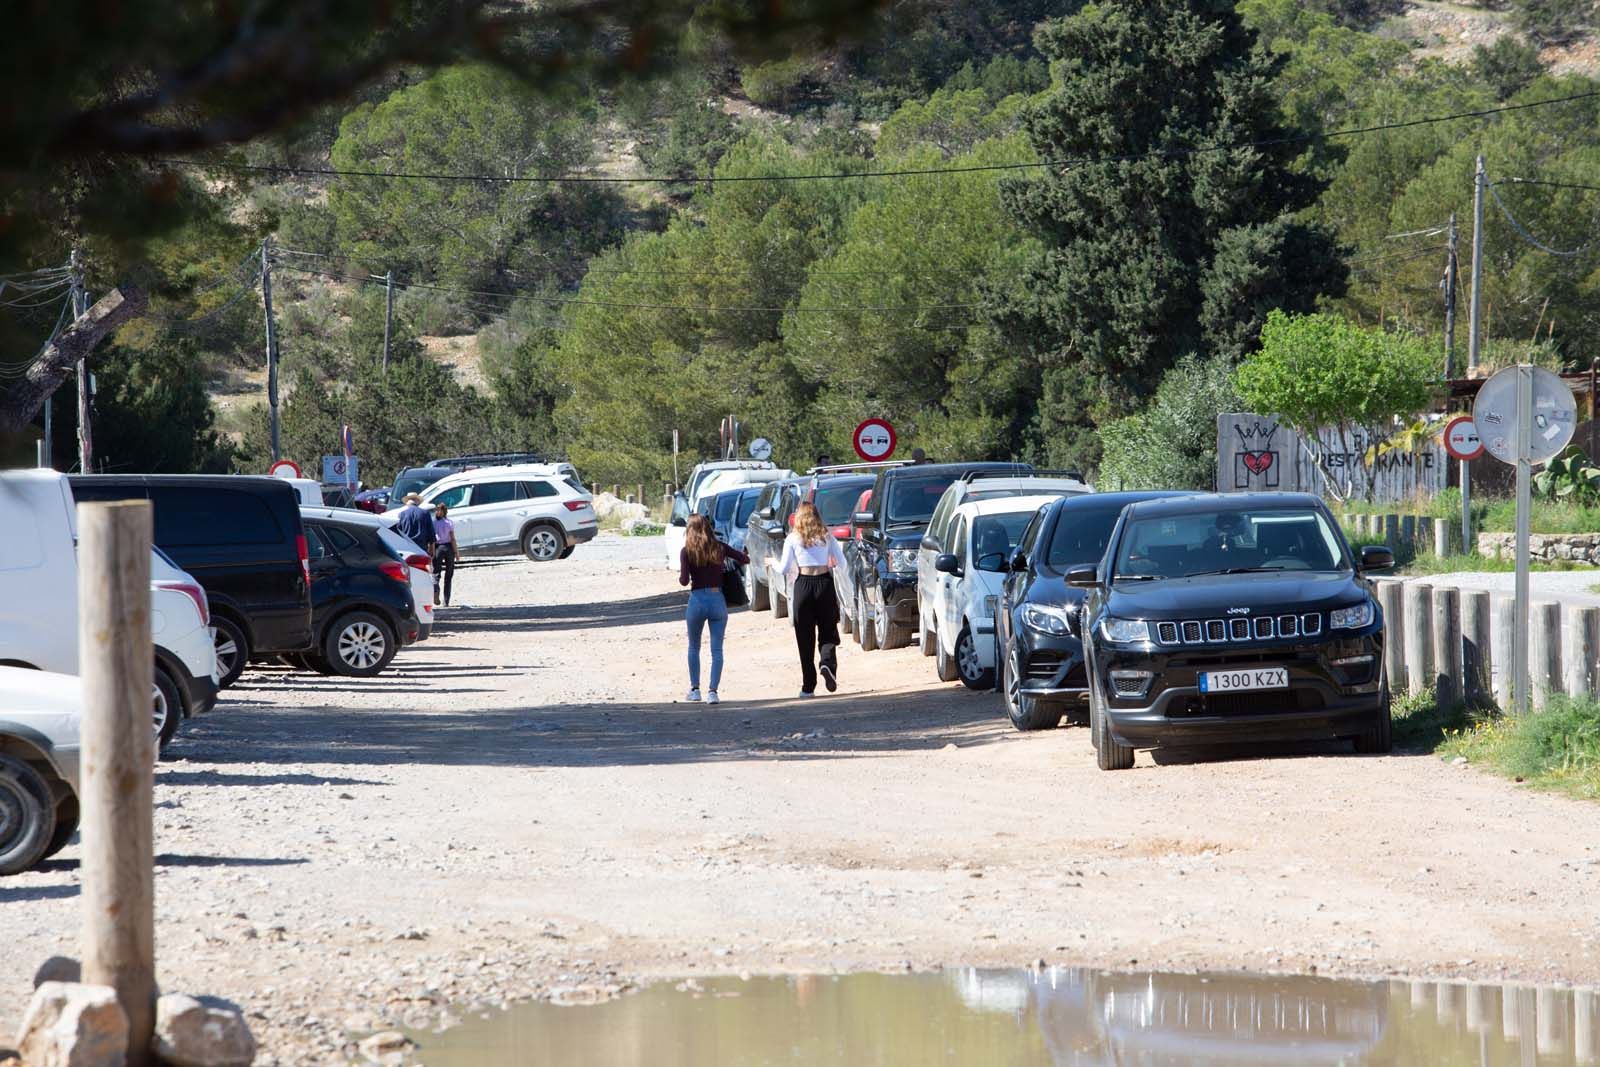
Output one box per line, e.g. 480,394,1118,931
814,483,865,527
472,482,520,507
430,485,470,509
520,480,560,499
323,526,360,552
392,469,448,498
714,493,739,525
972,513,1034,571
304,525,332,560
1114,507,1347,579
736,490,761,526
1046,504,1128,570
151,488,283,547
1017,511,1043,557
886,474,958,525
928,490,957,544
952,517,969,566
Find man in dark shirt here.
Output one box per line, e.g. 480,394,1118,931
394,493,437,552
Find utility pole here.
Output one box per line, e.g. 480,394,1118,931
1464,156,1489,555
382,269,394,373
1445,212,1468,552
71,249,92,473
261,237,280,462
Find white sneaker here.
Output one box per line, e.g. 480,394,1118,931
686,688,702,702
706,691,721,705
797,691,815,699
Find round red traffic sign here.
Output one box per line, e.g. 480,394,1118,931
1443,415,1484,462
852,418,897,462
268,459,302,479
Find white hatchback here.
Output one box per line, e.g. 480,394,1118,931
387,464,598,562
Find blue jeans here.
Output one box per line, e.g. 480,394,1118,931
686,588,729,691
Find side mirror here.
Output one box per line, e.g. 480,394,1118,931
1359,545,1395,571
757,506,775,521
1065,564,1100,589
670,516,687,528
935,553,961,576
1010,551,1028,573
976,552,1008,573
920,534,940,552
852,511,876,527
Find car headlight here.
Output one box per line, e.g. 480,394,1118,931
1100,616,1151,644
1022,604,1074,637
887,549,918,573
1329,600,1376,630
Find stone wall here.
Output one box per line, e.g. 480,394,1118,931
1478,531,1600,565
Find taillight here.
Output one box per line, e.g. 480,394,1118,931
296,534,310,587
831,526,850,541
155,581,209,626
379,560,409,583
563,500,588,512
405,553,430,572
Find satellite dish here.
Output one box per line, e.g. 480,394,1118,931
1472,366,1576,465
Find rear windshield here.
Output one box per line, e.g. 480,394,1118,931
736,490,761,526
1114,507,1347,580
152,488,285,547
886,474,958,525
392,469,449,498
815,483,866,526
1046,504,1129,570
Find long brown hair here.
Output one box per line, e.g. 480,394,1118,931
684,513,723,567
793,501,827,547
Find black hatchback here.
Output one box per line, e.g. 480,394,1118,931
289,516,421,677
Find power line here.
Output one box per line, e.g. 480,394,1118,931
152,89,1600,188
1499,177,1600,194
1486,181,1593,257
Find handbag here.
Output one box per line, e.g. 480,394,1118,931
722,555,749,606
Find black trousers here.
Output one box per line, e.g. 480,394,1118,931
791,574,840,693
433,543,456,604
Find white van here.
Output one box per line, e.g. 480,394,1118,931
0,470,219,750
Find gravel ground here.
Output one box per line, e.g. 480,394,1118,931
4,534,1599,1063
1403,569,1600,606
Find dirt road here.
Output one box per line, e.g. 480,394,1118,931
4,535,1598,1063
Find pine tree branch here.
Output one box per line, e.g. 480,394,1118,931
0,287,149,435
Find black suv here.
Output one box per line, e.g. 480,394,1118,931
851,462,1029,650
289,516,421,677
744,475,809,616
1071,493,1393,770
70,476,313,688
998,491,1193,732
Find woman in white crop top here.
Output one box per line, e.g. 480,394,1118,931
777,502,846,697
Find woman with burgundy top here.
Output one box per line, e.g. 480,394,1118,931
679,513,748,705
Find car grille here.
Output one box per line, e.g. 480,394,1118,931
1026,651,1064,680
1154,613,1322,646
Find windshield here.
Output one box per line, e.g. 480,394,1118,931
1114,507,1348,580
886,475,957,525
392,468,449,498
1045,504,1129,569
713,492,739,524
736,490,761,526
970,512,1035,569
815,483,867,526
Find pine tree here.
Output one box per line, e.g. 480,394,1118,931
995,0,1346,469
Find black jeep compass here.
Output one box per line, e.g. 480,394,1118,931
1070,493,1394,770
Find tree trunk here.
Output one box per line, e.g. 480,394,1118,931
0,286,147,435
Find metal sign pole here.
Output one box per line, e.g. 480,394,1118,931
1513,364,1532,716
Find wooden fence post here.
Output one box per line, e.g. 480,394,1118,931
1564,606,1600,701
1530,602,1562,710
1461,590,1492,705
1492,597,1515,710
1400,515,1417,551
1431,586,1461,707
1403,582,1433,695
78,501,156,1066
1384,514,1400,549
1377,580,1406,694
1434,517,1452,557
1417,516,1435,556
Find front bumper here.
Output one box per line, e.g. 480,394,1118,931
1011,622,1089,704
1096,632,1384,749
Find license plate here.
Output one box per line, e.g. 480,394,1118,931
1199,667,1288,693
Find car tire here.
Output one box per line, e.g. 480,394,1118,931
857,590,879,651
918,615,937,657
1003,643,1061,731
876,603,913,650
955,625,995,691
43,789,78,860
935,628,961,682
521,523,564,562
289,651,336,675
0,753,57,875
323,612,397,677
1354,688,1393,754
773,581,789,620
210,616,249,690
839,596,853,636
559,545,576,559
153,665,182,754
1091,681,1135,771
747,564,771,612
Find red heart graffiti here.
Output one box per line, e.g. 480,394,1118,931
1242,451,1274,475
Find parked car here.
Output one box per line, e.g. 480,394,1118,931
319,484,358,510
289,513,424,677
849,462,1031,650
354,487,391,513
836,486,876,639
666,460,785,570
927,495,1062,691
802,472,878,542
69,474,313,689
390,466,453,502
0,666,83,874
302,506,434,640
918,469,1092,661
996,492,1193,732
3,470,219,750
1071,492,1393,770
428,451,550,469
277,477,324,506
715,487,764,554
743,475,810,616
388,464,598,562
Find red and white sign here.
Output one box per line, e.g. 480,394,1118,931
852,418,897,462
1443,415,1484,462
268,459,302,479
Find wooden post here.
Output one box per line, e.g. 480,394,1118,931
1384,513,1400,549
1377,580,1406,694
1465,984,1492,1035
1575,989,1597,1065
1461,590,1492,705
1530,601,1562,710
1403,582,1433,695
1434,517,1452,557
1493,597,1515,710
1538,987,1567,1057
1417,516,1435,556
1436,981,1459,1024
636,484,644,507
1431,586,1461,707
1400,515,1417,552
1565,606,1600,701
77,501,155,1065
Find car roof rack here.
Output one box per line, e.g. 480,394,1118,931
806,461,910,476
958,466,1082,484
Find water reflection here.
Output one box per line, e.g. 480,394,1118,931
408,967,1600,1066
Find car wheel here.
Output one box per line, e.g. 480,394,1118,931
210,616,249,690
955,625,996,691
876,602,913,650
42,789,78,860
153,666,182,754
559,545,576,559
1091,680,1135,771
934,627,960,682
772,581,789,620
839,594,853,636
288,651,336,675
323,612,397,677
747,563,771,612
918,614,937,657
0,753,57,875
522,524,564,562
1002,643,1058,731
1354,686,1393,754
857,589,879,651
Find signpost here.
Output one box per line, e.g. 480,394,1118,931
852,418,896,463
1472,365,1577,714
322,455,359,486
340,425,356,494
1442,415,1484,462
749,437,773,461
267,459,301,479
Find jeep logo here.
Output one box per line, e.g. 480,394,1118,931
1226,607,1251,615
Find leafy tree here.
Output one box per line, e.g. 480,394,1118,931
876,89,1020,158
944,56,1050,102
1473,35,1547,100
91,338,235,474
1516,0,1598,45
637,84,742,197
995,0,1346,470
1234,310,1439,500
741,57,821,109
1098,356,1239,490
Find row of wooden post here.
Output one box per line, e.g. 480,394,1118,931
1348,511,1458,557
1373,578,1600,711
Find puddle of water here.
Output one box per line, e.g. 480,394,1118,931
408,967,1600,1065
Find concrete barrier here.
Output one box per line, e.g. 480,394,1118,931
1530,601,1562,710
1403,583,1433,695
1461,590,1492,705
1431,586,1461,707
1376,581,1406,694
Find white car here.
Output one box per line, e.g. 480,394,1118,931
385,464,597,562
928,496,1062,690
1,470,218,751
665,461,787,569
0,666,83,874
301,505,434,636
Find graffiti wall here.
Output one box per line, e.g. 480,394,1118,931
1216,413,1447,502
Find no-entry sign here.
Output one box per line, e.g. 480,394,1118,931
268,459,302,479
853,418,896,462
1442,415,1484,462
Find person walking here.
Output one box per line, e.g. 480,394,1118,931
777,501,845,698
431,502,457,606
394,492,436,556
679,513,748,705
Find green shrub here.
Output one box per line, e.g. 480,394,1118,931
741,58,818,109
